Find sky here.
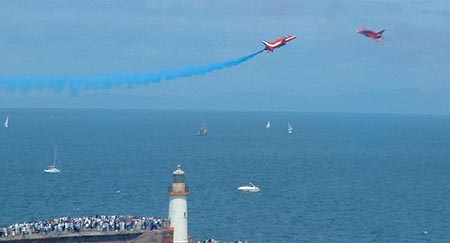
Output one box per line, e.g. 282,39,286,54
0,0,449,114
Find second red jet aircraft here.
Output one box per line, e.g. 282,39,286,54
357,26,385,43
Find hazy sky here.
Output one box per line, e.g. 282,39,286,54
0,0,449,112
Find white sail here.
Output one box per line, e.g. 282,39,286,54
4,116,9,128
266,121,271,128
288,122,293,134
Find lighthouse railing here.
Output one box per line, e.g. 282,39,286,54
168,186,189,193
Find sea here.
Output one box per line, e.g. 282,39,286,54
0,109,449,242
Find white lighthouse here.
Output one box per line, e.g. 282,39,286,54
168,165,189,243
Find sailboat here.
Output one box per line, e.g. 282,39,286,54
288,122,293,134
197,122,208,136
44,146,61,173
4,115,9,128
266,120,271,128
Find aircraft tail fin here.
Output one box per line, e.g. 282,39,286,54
262,40,274,51
377,29,385,35
262,40,271,47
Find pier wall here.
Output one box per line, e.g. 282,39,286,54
0,230,173,243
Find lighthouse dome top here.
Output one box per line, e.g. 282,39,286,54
173,164,185,175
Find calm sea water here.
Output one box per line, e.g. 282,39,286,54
0,109,449,242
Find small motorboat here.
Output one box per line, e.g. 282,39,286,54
237,182,260,192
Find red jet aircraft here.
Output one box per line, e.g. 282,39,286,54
357,26,385,43
262,35,296,52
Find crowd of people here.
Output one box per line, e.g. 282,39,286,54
0,215,167,238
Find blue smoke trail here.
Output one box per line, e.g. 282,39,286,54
0,50,264,96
